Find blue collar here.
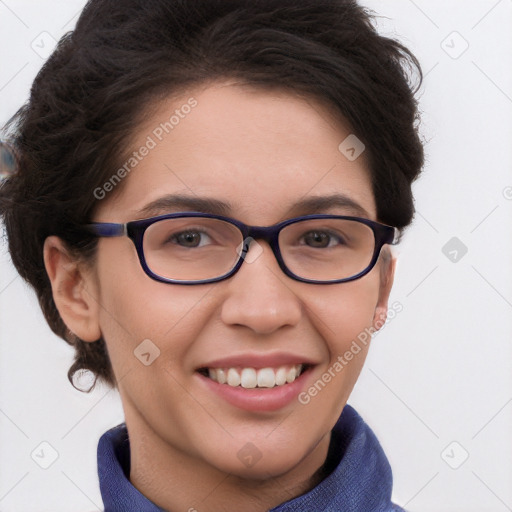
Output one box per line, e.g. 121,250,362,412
97,405,404,511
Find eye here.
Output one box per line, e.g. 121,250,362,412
171,230,212,247
301,230,344,248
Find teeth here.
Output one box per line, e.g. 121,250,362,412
275,367,287,386
206,364,305,388
216,368,227,384
286,365,298,383
240,368,257,389
227,368,241,387
257,368,275,388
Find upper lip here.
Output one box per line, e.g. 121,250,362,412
197,352,318,370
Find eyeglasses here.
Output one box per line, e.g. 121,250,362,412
85,212,398,285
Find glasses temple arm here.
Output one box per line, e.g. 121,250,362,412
84,222,127,237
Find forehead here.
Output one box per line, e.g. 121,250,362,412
96,81,376,223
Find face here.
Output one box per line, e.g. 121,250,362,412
56,81,394,480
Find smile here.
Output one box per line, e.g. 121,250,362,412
199,364,308,389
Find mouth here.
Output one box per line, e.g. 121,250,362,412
195,356,316,412
197,364,311,389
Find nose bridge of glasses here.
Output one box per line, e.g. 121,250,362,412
242,224,281,256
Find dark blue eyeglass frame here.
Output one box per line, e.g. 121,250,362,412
85,212,399,285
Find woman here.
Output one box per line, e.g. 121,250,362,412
0,0,423,510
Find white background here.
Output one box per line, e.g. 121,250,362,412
1,1,511,511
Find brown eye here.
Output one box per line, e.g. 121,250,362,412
303,231,330,248
301,230,344,248
171,231,210,247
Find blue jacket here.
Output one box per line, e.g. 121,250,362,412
97,404,405,511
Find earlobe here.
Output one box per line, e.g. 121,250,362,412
372,252,396,331
43,236,101,342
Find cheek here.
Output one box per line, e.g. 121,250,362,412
307,273,381,355
93,242,215,378
297,274,381,417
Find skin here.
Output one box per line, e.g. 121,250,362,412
44,81,395,512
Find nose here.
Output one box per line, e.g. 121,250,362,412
220,241,303,335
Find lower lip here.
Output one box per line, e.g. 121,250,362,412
196,368,312,412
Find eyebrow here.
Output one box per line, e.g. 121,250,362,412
134,193,370,220
135,195,232,218
286,194,370,218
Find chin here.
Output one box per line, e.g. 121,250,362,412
203,436,319,481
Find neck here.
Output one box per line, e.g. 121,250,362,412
127,412,332,512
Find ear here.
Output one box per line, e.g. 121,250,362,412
372,249,396,331
43,236,101,342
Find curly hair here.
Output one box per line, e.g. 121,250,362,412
0,0,424,391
